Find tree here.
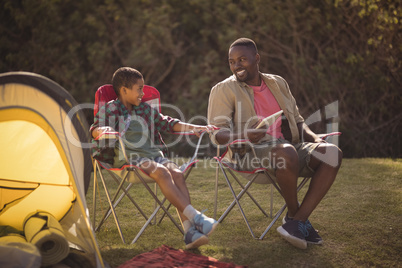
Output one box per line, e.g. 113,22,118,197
1,0,400,157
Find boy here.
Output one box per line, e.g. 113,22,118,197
91,67,217,249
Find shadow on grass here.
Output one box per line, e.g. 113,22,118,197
89,158,402,268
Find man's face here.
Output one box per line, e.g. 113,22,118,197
228,45,260,85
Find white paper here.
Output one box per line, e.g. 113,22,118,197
255,110,283,129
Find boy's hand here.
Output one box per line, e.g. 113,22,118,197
99,126,116,133
93,126,117,139
192,125,217,137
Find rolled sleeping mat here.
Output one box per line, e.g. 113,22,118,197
0,234,41,268
23,211,70,267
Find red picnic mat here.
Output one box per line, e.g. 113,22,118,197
117,245,248,268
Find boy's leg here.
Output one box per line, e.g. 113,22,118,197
163,162,218,236
139,160,190,213
139,160,212,248
163,162,191,230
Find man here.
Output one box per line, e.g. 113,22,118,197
207,38,342,249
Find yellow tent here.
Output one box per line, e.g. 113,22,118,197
0,72,105,267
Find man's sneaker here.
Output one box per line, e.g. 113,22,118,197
184,226,209,249
277,220,307,249
282,214,323,245
304,220,323,245
193,211,218,236
282,212,293,224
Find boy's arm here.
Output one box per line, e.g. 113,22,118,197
172,122,215,137
90,101,120,139
91,126,117,139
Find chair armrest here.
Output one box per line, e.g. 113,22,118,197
186,131,208,164
94,131,119,141
317,132,342,141
227,139,252,146
94,131,131,164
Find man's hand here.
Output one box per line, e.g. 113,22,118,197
246,128,267,143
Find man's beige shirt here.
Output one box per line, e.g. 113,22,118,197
207,73,304,145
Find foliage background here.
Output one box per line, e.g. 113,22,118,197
1,0,401,158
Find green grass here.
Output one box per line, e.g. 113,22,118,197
86,158,402,268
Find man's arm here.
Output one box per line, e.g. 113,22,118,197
298,122,325,143
215,126,267,145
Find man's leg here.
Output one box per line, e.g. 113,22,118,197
294,143,343,222
277,143,343,248
271,144,300,218
270,144,309,249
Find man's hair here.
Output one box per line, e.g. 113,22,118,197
229,38,258,54
112,67,143,96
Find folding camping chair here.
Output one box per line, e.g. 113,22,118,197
213,131,341,240
91,84,206,244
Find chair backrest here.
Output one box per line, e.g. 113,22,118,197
93,84,167,163
94,84,161,117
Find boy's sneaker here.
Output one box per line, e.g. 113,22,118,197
277,220,307,249
282,213,323,245
184,226,209,249
193,211,218,236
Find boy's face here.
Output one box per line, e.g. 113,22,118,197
123,79,145,107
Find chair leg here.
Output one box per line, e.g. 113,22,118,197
92,161,98,229
214,160,220,220
134,170,184,235
154,184,158,225
95,172,130,231
217,163,258,239
270,184,273,218
94,158,200,244
131,202,166,244
258,176,311,240
259,204,287,240
227,168,270,217
94,163,126,243
214,158,313,240
217,165,270,223
108,172,149,221
100,167,158,227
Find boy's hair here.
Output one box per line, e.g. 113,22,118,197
229,38,258,54
112,67,143,96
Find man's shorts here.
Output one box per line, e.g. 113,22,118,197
230,138,320,178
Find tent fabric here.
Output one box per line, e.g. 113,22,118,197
0,72,104,267
117,245,248,268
